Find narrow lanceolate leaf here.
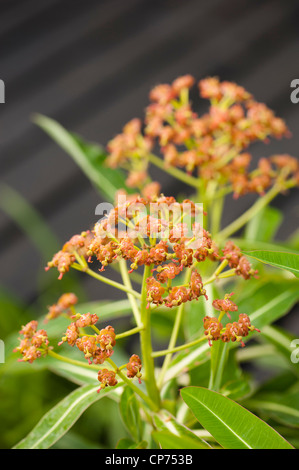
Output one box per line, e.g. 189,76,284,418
14,383,123,449
243,250,299,278
181,387,293,449
34,114,130,202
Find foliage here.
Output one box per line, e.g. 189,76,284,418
1,76,299,449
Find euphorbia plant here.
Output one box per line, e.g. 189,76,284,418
14,76,299,449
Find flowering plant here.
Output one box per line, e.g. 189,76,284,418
13,76,299,449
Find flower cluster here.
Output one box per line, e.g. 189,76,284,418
58,313,117,364
45,292,78,322
126,354,142,383
45,194,258,313
204,293,260,347
97,369,118,393
106,75,299,198
45,231,94,279
14,321,50,363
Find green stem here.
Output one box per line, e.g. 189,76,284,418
71,263,141,300
203,267,235,286
119,258,142,326
152,335,206,358
216,184,282,242
107,358,158,412
148,153,200,189
115,325,144,340
211,194,224,236
157,269,192,388
48,349,103,371
139,265,161,408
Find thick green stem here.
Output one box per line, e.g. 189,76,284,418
139,265,161,408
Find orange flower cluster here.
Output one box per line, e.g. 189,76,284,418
45,231,93,279
106,75,299,198
45,292,78,322
14,321,50,363
97,369,118,393
204,293,260,347
59,313,117,365
126,354,142,383
45,195,258,311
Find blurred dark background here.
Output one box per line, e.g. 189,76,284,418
0,0,299,310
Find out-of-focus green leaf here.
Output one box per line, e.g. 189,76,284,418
244,206,282,242
220,377,252,401
120,387,143,442
51,431,102,449
209,340,229,392
116,438,147,449
243,250,299,278
153,410,211,449
288,228,299,251
261,325,297,367
181,387,293,449
14,383,123,449
34,114,131,202
76,298,135,320
0,183,58,260
237,282,299,330
245,393,299,428
152,430,209,450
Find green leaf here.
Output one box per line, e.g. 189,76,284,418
208,340,229,392
243,250,299,278
261,325,297,365
153,410,211,449
152,430,209,450
220,378,252,401
245,393,299,428
120,387,143,442
76,298,135,320
244,206,282,243
14,383,123,449
0,183,58,260
34,114,130,202
181,387,293,449
116,438,147,449
238,282,299,330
